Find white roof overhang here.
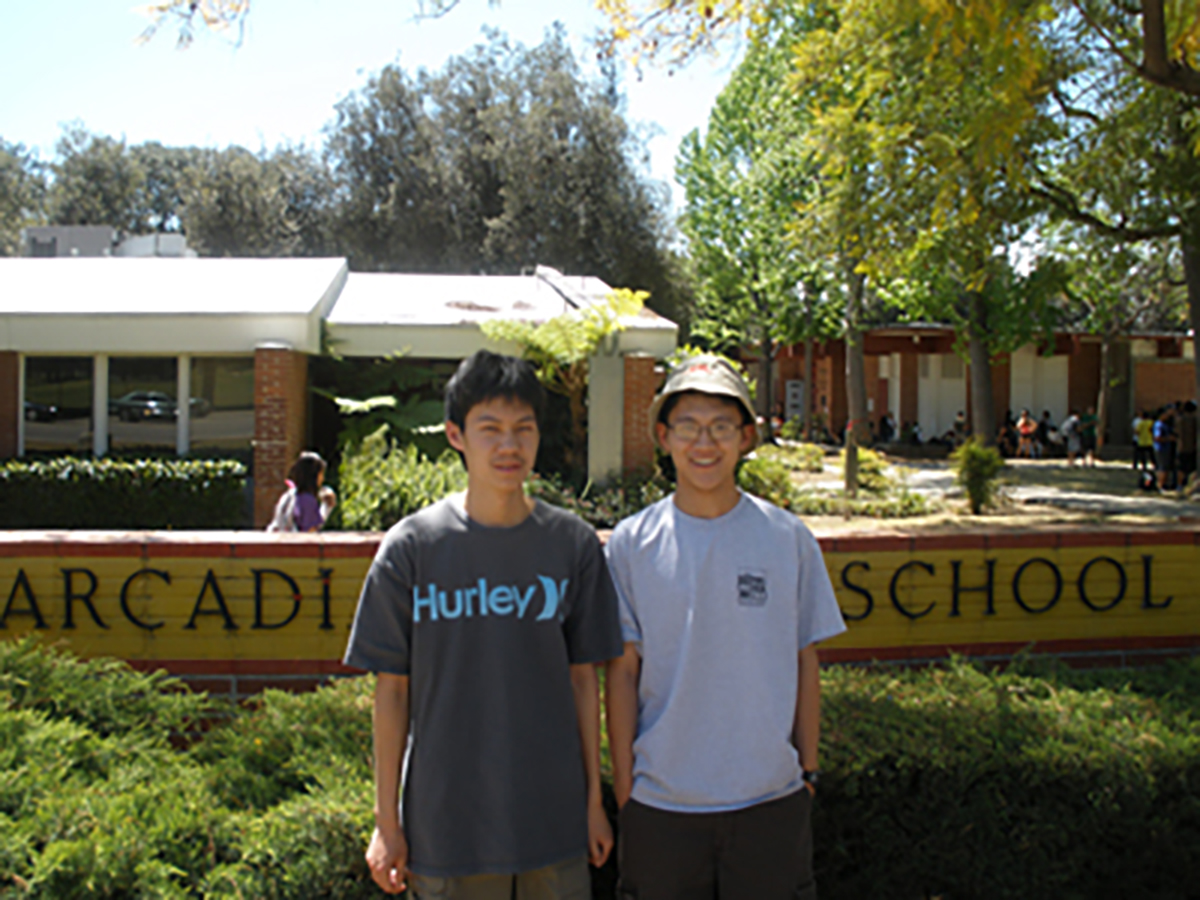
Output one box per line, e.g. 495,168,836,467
0,257,348,355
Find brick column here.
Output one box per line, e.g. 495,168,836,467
254,345,309,528
622,355,661,477
0,352,17,459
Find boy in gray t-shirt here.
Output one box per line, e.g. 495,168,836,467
345,351,623,898
606,356,846,900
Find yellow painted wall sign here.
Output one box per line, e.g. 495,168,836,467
0,529,1197,673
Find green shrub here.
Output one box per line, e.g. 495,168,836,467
951,436,1006,513
757,442,826,473
0,457,247,529
526,473,669,529
779,416,805,441
838,446,892,494
737,454,800,510
788,489,931,518
337,428,467,531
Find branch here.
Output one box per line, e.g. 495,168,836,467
1070,0,1200,97
1026,168,1180,242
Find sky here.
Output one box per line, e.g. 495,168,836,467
1,0,741,211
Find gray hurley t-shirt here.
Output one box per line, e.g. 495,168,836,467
344,497,622,878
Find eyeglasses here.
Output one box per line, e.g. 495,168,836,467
667,420,743,443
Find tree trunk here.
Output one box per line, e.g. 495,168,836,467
1185,230,1200,406
844,269,868,497
1097,330,1112,450
967,290,996,446
803,334,814,442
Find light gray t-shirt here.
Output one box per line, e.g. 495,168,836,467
344,497,622,877
606,492,847,813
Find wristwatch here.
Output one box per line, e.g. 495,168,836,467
801,768,820,788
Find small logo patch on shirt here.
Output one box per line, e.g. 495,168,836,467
737,569,768,607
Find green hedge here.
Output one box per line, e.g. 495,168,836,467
4,640,1197,898
0,458,247,529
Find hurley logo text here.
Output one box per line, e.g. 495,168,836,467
413,576,568,623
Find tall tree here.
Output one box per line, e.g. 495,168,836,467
326,28,683,319
675,14,825,445
46,127,146,234
0,140,45,257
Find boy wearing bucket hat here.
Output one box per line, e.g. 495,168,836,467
605,355,846,900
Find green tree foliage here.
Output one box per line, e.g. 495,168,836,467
180,145,332,257
46,127,146,234
482,288,646,476
325,28,684,320
675,8,836,442
0,139,44,257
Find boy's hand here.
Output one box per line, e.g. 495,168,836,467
366,823,408,894
587,800,614,868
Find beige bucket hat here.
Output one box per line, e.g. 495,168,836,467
647,355,759,450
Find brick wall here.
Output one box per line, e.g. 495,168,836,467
1135,360,1197,414
622,355,661,476
254,347,309,528
0,352,17,458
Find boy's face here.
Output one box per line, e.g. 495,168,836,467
656,392,755,496
446,395,539,493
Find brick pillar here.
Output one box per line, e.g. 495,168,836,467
0,352,17,459
622,355,661,477
253,345,309,528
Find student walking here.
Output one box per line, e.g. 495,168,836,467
266,451,337,532
1133,411,1155,471
345,351,622,898
605,355,847,900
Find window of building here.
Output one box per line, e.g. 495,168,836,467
23,357,93,454
108,357,178,455
189,356,255,465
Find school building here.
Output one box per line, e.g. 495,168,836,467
0,257,676,526
762,325,1196,445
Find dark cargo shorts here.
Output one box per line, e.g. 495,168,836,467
617,789,816,900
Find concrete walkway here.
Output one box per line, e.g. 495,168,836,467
892,459,1199,519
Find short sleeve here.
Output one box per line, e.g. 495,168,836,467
343,530,415,675
604,527,642,650
561,527,623,665
795,526,847,649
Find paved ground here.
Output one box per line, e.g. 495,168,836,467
795,455,1200,534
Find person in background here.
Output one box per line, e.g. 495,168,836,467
1061,409,1082,466
1016,410,1037,459
267,451,337,533
1035,411,1053,459
1153,406,1178,492
1079,405,1099,467
1132,411,1154,471
879,411,896,444
1177,400,1196,488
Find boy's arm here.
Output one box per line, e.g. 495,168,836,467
605,643,641,810
793,643,821,793
570,662,614,868
367,673,410,895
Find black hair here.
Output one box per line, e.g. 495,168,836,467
445,350,545,430
288,451,326,496
657,390,754,430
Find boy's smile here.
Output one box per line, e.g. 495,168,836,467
657,393,755,514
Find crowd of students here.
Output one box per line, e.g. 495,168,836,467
1134,401,1198,493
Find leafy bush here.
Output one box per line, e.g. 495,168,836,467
757,442,826,473
2,642,1200,898
737,454,800,510
0,457,247,529
952,436,1006,513
527,473,669,529
838,446,892,494
789,489,931,518
337,428,467,531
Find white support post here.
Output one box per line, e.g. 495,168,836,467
93,354,109,457
176,354,191,456
587,341,626,485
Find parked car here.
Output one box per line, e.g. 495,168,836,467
108,392,211,421
24,400,58,422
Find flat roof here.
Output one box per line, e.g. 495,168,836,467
0,257,347,315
